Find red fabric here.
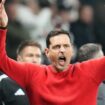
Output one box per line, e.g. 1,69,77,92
0,29,105,105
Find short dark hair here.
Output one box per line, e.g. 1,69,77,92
17,40,42,55
46,29,71,48
77,43,102,62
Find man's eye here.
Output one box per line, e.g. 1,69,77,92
53,45,60,49
64,45,70,48
27,54,34,57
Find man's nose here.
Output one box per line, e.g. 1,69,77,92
59,46,65,52
32,57,37,63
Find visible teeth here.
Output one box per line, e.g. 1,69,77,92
59,56,66,61
60,58,64,59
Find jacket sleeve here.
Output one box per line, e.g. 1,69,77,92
79,57,105,85
0,29,34,89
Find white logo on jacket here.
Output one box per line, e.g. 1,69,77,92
14,89,25,96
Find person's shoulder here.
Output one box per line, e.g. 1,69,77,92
0,73,15,84
0,73,8,82
0,76,22,89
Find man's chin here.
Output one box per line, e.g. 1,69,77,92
56,65,66,72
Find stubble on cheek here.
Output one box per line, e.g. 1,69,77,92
50,51,58,64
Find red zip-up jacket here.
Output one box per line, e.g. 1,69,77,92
0,29,105,105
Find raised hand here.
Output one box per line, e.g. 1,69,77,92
0,0,8,28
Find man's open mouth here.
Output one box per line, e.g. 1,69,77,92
58,56,66,66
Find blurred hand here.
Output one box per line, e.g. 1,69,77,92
0,0,8,28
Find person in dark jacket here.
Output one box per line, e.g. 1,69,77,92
0,40,42,105
70,5,96,49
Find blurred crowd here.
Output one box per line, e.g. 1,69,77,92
5,0,105,64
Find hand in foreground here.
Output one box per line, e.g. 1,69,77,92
0,0,8,28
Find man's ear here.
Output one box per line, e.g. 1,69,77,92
44,48,49,58
17,55,22,62
71,44,77,60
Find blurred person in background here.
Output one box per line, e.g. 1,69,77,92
55,0,72,31
77,43,104,62
79,0,95,6
94,0,105,54
0,40,42,105
56,0,79,26
17,40,42,64
16,0,52,51
70,5,96,51
5,0,30,59
77,43,105,105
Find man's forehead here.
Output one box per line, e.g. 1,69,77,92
23,46,40,50
50,34,70,43
50,34,70,40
